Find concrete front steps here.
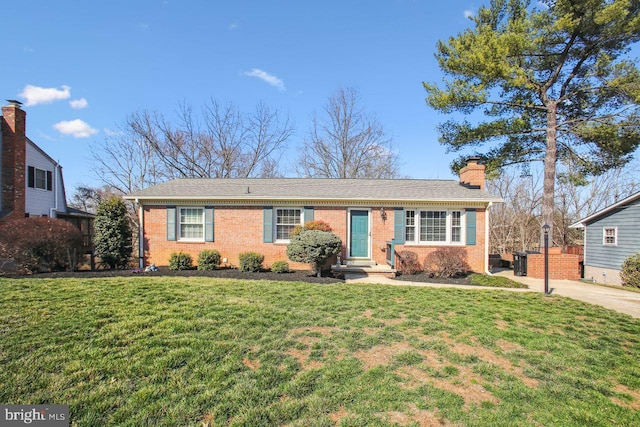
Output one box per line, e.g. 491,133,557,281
331,260,397,279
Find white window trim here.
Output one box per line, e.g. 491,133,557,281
178,207,205,242
602,227,618,246
404,209,466,245
29,166,51,191
274,207,304,243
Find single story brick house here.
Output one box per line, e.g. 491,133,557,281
124,158,502,273
570,190,640,285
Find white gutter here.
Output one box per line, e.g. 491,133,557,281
485,201,493,275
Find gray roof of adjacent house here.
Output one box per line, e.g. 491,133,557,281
570,190,640,228
125,178,503,204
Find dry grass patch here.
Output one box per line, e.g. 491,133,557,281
612,383,640,410
354,341,414,369
444,334,539,388
397,365,499,409
380,403,455,427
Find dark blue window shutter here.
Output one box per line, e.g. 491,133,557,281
263,206,273,243
167,206,177,241
394,208,405,244
304,206,314,223
204,206,214,242
46,171,53,191
27,166,35,188
466,209,477,245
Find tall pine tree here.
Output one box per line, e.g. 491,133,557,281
424,0,640,245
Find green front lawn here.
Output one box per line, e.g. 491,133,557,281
1,277,639,426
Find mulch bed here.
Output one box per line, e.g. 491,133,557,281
11,266,344,284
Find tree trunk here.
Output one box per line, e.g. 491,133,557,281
541,103,558,248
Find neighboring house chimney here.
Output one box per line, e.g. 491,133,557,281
1,100,27,218
459,156,486,190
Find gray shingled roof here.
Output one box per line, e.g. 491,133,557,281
125,178,502,203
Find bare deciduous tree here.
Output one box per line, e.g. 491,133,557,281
488,160,640,254
131,100,292,179
92,99,292,192
487,169,543,254
296,87,400,179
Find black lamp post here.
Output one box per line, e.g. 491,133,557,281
543,223,550,295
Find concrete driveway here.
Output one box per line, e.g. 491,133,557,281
494,270,640,318
345,271,640,318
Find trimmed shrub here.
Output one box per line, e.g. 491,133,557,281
0,217,84,273
424,247,471,278
396,251,422,275
94,197,133,269
286,229,342,277
271,260,291,273
169,252,193,270
197,249,221,271
290,220,333,238
621,252,640,288
239,251,264,272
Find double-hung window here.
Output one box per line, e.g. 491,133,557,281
179,208,204,240
405,210,416,242
276,208,302,241
603,227,617,246
405,209,464,245
27,166,52,191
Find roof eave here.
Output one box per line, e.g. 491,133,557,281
569,191,640,227
123,195,502,204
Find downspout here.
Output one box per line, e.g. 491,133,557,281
485,201,493,275
137,199,145,268
49,163,60,218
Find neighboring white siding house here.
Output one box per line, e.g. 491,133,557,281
571,192,640,286
25,139,68,217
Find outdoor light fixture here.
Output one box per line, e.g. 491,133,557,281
543,223,550,295
380,207,387,221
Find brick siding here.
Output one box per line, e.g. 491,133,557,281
142,205,488,272
394,209,486,273
526,251,581,281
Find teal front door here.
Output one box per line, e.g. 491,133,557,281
350,210,369,258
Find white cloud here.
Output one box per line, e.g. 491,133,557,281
464,9,474,19
243,68,286,91
53,119,98,138
69,98,88,109
19,84,71,106
229,22,239,30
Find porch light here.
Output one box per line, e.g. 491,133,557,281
380,207,387,221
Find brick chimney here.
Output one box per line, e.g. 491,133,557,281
1,100,27,218
459,156,486,190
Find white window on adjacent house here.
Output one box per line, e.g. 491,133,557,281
35,169,47,189
603,227,617,246
27,166,52,191
276,208,302,241
179,208,204,240
405,209,465,245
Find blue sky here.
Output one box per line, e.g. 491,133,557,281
3,1,507,192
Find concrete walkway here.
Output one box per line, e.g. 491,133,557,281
345,270,640,318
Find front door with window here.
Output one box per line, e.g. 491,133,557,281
349,210,369,258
